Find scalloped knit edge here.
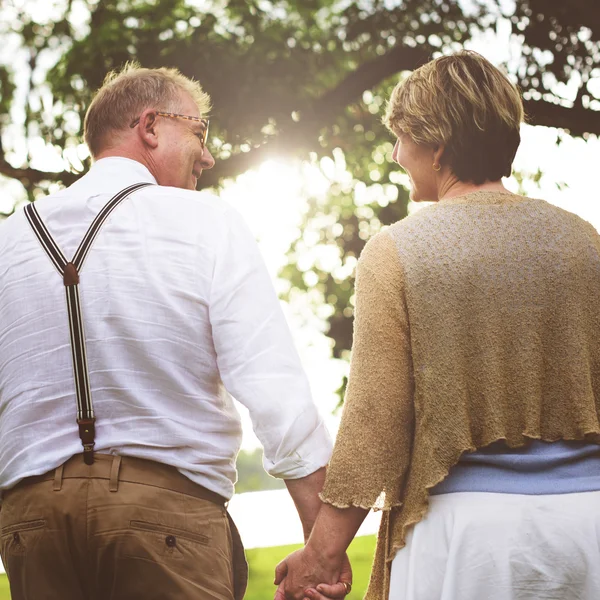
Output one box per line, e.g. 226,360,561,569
318,492,403,512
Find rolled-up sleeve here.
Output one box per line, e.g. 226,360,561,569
209,206,332,479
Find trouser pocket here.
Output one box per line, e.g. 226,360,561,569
1,519,47,569
129,519,211,546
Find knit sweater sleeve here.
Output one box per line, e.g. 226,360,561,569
320,230,414,510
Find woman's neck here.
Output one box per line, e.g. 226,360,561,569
438,179,509,202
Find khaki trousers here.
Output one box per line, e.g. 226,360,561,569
0,454,248,600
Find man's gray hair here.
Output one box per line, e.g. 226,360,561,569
84,62,211,157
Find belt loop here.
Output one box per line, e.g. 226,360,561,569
109,455,122,493
53,464,64,492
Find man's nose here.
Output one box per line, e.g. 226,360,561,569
200,147,215,169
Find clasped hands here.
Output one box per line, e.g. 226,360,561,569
273,545,353,600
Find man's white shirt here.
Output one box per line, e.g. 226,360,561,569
0,157,332,498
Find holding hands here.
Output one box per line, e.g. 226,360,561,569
280,469,367,600
274,547,353,600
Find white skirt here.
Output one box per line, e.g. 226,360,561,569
390,490,600,600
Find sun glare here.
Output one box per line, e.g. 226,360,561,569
217,159,346,449
219,159,328,277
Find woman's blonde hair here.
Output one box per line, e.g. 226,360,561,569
84,62,211,157
384,50,524,184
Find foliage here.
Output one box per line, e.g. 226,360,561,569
235,448,286,493
1,0,599,398
3,1,600,192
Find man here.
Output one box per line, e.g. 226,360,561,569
0,64,335,600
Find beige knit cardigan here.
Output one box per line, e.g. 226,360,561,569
320,191,600,599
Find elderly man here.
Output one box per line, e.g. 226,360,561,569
0,64,336,600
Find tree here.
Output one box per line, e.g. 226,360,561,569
1,0,599,381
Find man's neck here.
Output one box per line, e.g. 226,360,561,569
94,147,158,179
95,147,144,165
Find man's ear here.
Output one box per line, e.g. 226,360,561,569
136,109,160,149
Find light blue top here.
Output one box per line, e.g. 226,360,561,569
430,440,600,495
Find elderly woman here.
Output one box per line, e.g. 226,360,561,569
275,50,600,600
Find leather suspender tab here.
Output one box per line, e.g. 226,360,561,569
63,262,79,286
78,418,96,465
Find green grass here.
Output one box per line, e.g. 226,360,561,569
0,535,376,599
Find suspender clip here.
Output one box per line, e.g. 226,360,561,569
82,445,95,465
78,418,96,465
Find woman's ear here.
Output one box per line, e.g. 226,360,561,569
433,143,446,167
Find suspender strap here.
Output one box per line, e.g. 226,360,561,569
24,182,153,465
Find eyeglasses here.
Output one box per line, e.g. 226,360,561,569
130,111,210,147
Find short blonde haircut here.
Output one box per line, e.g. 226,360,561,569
384,50,524,184
84,62,211,157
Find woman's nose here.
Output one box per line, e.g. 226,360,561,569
392,140,400,163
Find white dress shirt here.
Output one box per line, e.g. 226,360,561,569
0,157,332,499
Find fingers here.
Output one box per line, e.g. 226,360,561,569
303,585,347,600
316,581,351,598
274,581,287,600
274,559,288,586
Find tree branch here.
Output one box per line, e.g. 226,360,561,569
0,158,79,188
198,43,432,188
305,44,432,123
523,97,600,137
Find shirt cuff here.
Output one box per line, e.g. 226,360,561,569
263,420,333,479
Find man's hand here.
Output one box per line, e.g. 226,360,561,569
273,548,352,600
303,553,353,600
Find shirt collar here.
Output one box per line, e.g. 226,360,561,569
71,157,158,195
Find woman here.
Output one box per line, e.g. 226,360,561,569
275,50,600,600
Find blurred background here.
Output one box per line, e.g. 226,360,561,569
1,0,599,597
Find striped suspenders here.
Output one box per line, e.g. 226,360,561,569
24,182,153,465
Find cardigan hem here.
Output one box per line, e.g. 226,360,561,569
361,430,600,600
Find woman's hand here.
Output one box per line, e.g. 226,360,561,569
274,503,365,600
273,546,351,600
303,553,353,600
